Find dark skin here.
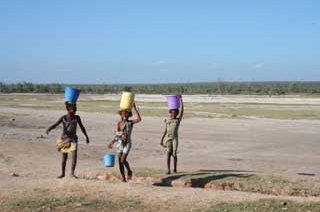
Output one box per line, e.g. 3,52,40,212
46,104,89,179
160,95,184,174
109,102,142,182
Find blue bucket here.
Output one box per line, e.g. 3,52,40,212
104,153,115,167
65,87,81,103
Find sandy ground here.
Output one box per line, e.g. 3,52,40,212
1,95,320,210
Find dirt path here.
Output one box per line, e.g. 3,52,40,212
1,105,320,210
1,106,320,176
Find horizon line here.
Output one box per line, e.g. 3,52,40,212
1,80,320,85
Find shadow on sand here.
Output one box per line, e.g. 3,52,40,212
153,170,254,188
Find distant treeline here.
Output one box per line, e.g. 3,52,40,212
1,82,320,95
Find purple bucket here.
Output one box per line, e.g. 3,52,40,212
166,95,181,110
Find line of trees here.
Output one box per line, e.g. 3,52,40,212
1,81,320,95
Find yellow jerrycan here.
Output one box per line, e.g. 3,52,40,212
120,92,135,111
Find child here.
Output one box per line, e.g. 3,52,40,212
108,102,141,182
160,95,184,174
46,102,89,179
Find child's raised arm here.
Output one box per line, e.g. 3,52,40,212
131,102,142,124
46,116,63,134
177,95,184,121
77,116,90,144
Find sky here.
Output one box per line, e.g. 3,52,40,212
0,0,319,83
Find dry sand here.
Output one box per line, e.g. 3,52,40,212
1,95,320,210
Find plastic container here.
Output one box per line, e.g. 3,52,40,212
104,153,115,167
120,92,135,111
166,95,181,110
64,87,81,104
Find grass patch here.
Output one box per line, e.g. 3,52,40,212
131,167,166,178
214,174,320,197
154,171,320,197
189,102,320,120
32,187,50,194
5,194,144,211
203,199,320,212
82,168,320,197
1,94,320,119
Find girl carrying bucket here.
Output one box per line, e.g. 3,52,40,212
46,87,90,179
108,92,142,182
160,95,184,174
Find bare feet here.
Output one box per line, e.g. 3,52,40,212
57,174,65,179
166,171,171,175
122,178,127,183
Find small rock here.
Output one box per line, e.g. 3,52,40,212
204,183,213,189
153,179,163,185
214,184,224,190
45,207,52,211
222,183,234,191
36,135,45,139
185,181,193,187
171,180,192,188
97,175,106,180
12,173,19,177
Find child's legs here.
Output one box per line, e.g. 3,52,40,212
118,153,126,181
172,139,178,172
173,155,178,172
71,149,77,176
59,153,68,177
166,140,174,173
167,151,172,173
121,153,132,174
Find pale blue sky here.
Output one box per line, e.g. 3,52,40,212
0,0,319,83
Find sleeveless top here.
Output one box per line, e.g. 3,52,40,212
62,115,78,143
165,118,180,140
123,120,133,144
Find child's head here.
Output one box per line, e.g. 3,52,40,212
169,109,179,119
119,109,132,120
65,102,77,115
